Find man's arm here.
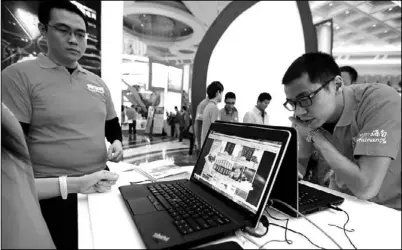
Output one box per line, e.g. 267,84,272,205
243,112,253,123
313,85,401,200
105,117,122,144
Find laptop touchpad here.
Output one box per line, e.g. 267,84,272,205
128,198,157,214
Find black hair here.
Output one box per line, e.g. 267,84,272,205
225,92,236,100
258,92,272,102
340,66,358,83
206,81,224,99
182,106,188,111
174,106,178,110
282,52,341,86
39,0,88,30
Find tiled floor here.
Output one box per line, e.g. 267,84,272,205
122,132,198,167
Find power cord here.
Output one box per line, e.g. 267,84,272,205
328,205,357,249
270,199,343,249
260,208,326,250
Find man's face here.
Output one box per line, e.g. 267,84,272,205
225,98,236,111
257,99,270,111
284,73,338,129
43,8,87,64
341,72,352,86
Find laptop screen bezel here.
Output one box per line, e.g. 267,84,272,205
190,121,292,228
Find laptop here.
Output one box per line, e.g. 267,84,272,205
119,122,293,249
218,121,345,217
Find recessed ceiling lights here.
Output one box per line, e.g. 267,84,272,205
345,10,350,14
329,3,333,6
389,7,393,11
384,30,388,33
140,23,144,27
335,26,340,29
373,24,377,27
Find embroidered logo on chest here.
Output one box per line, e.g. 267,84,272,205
87,84,105,94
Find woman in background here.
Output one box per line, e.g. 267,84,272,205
1,103,119,249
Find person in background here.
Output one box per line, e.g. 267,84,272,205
201,81,224,145
220,92,239,123
179,106,189,142
340,66,358,86
194,96,209,151
1,1,123,248
126,105,137,138
180,106,195,155
243,93,271,125
174,106,181,139
1,103,119,249
283,52,401,210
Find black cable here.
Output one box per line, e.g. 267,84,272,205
269,223,327,250
260,208,326,250
328,205,357,249
265,209,292,244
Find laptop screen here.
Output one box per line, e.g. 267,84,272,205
193,130,283,214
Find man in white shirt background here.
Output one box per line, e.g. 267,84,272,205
243,92,271,125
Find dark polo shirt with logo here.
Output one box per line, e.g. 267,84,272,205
2,53,117,177
297,84,401,210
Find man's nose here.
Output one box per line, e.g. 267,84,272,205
68,34,79,45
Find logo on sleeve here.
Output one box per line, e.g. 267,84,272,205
87,84,105,94
356,129,387,144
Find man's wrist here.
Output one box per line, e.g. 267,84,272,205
67,176,81,194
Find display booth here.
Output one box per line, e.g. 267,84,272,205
191,1,317,127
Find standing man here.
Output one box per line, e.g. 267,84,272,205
283,52,400,210
220,92,239,123
126,105,137,137
340,66,358,86
201,81,224,145
1,1,123,248
243,93,271,125
194,96,209,151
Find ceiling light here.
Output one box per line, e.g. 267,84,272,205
140,23,144,27
329,3,333,6
384,30,388,33
336,26,340,29
372,24,376,27
389,7,393,11
345,10,350,14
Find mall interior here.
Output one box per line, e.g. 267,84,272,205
1,1,401,249
2,1,401,167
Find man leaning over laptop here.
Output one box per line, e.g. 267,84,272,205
282,52,401,210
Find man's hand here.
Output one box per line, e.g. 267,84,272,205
107,140,123,162
288,116,331,148
76,170,119,194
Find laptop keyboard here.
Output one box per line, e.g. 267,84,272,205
299,190,321,206
146,182,231,235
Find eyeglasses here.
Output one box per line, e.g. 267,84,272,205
225,102,235,105
47,23,88,41
283,77,335,111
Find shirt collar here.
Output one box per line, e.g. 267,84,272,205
336,86,357,127
36,53,87,74
224,106,237,115
253,106,266,115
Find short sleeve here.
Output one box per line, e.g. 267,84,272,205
354,85,401,159
101,80,117,121
243,112,253,123
1,66,32,123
